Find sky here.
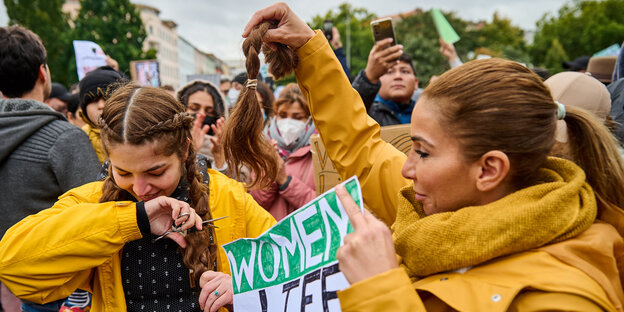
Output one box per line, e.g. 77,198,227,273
0,0,570,63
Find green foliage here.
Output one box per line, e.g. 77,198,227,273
4,0,73,85
543,39,569,74
531,0,624,67
71,0,151,81
309,3,377,76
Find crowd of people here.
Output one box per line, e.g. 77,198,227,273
1,2,624,311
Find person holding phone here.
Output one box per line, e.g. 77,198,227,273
351,19,419,126
241,3,624,311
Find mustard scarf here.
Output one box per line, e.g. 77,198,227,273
392,157,597,278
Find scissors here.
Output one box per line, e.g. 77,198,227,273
152,215,229,243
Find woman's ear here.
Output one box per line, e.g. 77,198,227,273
475,151,510,192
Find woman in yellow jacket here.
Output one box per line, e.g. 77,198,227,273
0,83,276,312
243,3,624,311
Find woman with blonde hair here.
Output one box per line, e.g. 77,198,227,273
242,3,624,311
0,83,275,312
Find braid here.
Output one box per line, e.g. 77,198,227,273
140,112,193,137
223,21,297,188
182,147,218,283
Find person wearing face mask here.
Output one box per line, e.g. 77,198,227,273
249,85,317,221
177,80,228,173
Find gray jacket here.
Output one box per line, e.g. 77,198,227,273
0,99,100,236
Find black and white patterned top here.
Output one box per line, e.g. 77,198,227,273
100,156,216,312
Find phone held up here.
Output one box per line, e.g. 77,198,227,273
323,20,333,41
370,17,396,46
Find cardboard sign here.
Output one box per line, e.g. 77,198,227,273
222,177,363,312
73,40,107,80
310,124,411,195
431,8,460,44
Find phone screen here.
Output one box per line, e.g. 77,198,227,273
324,20,333,41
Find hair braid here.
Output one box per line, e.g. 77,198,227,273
223,21,297,188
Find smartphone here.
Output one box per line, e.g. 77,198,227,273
370,17,396,45
323,20,333,41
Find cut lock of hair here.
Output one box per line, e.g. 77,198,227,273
222,21,298,188
98,82,218,284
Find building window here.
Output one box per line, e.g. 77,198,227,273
149,25,153,34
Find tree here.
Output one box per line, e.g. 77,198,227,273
4,0,73,85
543,39,569,74
309,3,377,78
478,12,530,64
531,0,624,67
71,0,154,82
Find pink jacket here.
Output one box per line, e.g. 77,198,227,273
250,145,316,220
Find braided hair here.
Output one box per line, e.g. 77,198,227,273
222,21,298,188
99,83,217,284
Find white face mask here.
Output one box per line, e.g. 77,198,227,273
276,118,306,146
227,88,240,105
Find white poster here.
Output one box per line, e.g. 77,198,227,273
73,40,107,80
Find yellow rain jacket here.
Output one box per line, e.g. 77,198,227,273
0,169,276,311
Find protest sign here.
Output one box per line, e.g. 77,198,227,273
310,124,411,195
73,40,107,80
431,8,460,44
130,60,161,87
593,43,621,57
222,177,363,312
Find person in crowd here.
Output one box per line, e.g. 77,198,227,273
219,77,231,98
177,79,228,173
228,72,247,104
328,26,351,78
65,93,84,128
242,3,624,310
351,38,414,126
44,82,71,116
78,65,124,163
250,84,317,220
0,25,100,312
563,55,591,72
587,56,618,85
0,83,276,312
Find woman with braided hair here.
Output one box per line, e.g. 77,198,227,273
238,3,624,311
0,83,276,312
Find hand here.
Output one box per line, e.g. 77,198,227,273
330,27,342,49
144,196,203,248
364,38,404,84
198,271,233,312
209,117,226,169
242,2,315,50
105,55,119,72
439,38,458,63
335,185,398,284
192,113,210,151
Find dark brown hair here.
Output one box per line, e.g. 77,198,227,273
222,22,298,187
99,83,216,284
425,58,624,215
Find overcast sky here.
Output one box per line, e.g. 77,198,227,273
0,0,570,62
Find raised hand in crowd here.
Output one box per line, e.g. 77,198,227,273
364,38,404,84
105,55,119,72
242,2,315,50
198,270,233,312
439,38,462,68
330,26,342,50
191,112,211,149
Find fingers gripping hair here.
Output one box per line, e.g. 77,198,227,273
222,21,298,188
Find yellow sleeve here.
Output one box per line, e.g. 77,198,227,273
295,31,409,226
243,190,277,237
0,183,141,304
508,291,605,312
337,267,426,311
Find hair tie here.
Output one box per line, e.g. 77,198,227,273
556,101,566,120
246,79,257,89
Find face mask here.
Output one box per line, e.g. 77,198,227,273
276,118,306,146
227,88,240,104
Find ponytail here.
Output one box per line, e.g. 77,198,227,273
222,22,298,188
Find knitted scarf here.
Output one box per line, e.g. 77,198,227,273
392,157,597,278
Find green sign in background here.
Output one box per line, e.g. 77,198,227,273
222,177,362,294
